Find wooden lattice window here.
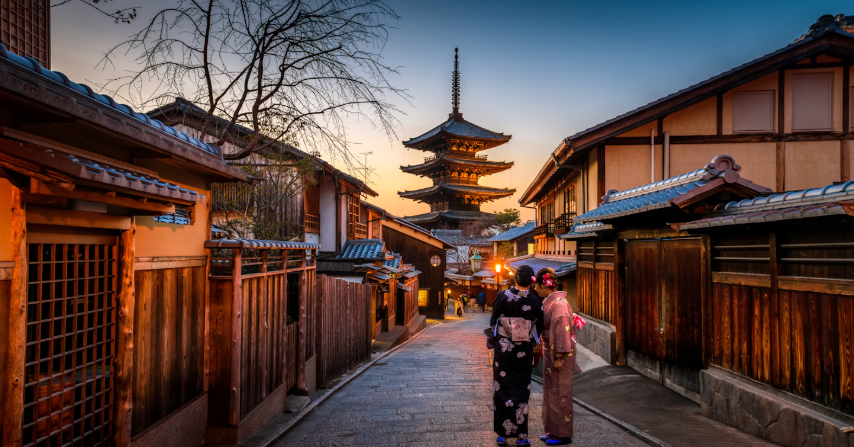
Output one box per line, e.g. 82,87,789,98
347,194,359,226
563,183,576,215
417,289,428,307
0,0,50,68
24,241,117,447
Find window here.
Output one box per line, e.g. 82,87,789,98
418,289,429,307
733,91,775,132
563,183,577,215
792,72,833,131
153,205,193,225
347,194,359,225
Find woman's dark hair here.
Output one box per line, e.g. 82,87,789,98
535,267,558,289
514,265,535,287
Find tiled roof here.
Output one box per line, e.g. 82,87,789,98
360,200,448,247
204,239,321,249
403,113,511,148
404,209,490,224
401,155,513,173
794,14,854,43
337,239,386,260
384,253,402,268
575,156,770,223
431,229,491,247
678,180,854,230
488,220,536,242
399,183,515,199
506,255,576,278
0,44,219,157
445,271,474,281
148,98,377,196
559,222,614,240
472,270,496,278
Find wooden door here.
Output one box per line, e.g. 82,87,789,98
660,239,704,397
24,233,118,447
625,240,663,381
625,238,704,399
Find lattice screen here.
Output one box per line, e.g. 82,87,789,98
23,242,116,446
0,0,50,68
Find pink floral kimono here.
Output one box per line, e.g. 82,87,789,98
541,291,575,439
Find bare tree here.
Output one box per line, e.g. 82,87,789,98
52,0,138,24
101,0,404,168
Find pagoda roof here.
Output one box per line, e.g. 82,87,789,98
398,184,516,201
403,113,511,151
404,209,494,225
401,155,513,175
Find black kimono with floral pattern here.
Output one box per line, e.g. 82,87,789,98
490,287,543,440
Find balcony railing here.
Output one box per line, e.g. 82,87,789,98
348,221,368,240
553,213,576,235
305,214,320,233
534,222,555,238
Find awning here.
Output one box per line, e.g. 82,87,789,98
367,272,392,282
204,239,321,250
333,275,365,284
396,283,412,292
403,270,422,278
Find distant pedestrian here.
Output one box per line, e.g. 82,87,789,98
490,265,541,446
478,291,487,312
455,296,464,318
535,267,583,446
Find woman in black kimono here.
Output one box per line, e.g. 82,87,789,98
490,265,543,446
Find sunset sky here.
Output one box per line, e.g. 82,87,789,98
51,0,852,221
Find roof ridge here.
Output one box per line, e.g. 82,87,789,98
601,155,741,204
716,180,854,213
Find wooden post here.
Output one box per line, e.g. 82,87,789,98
295,250,308,395
230,248,242,425
2,188,26,447
204,247,211,393
114,219,136,447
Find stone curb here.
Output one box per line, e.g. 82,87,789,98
531,376,672,447
254,322,443,447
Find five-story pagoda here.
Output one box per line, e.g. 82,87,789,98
400,49,515,229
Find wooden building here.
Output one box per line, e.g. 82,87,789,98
147,98,378,249
562,154,854,447
520,14,854,257
488,220,536,258
361,202,450,320
399,49,515,229
0,36,375,447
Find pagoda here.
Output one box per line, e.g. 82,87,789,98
399,49,515,229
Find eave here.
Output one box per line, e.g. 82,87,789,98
398,184,516,201
401,155,513,176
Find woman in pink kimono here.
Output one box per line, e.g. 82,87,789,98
533,267,581,445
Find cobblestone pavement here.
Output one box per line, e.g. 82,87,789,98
274,311,646,447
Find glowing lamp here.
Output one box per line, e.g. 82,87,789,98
430,255,441,267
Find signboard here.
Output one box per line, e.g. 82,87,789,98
379,283,390,293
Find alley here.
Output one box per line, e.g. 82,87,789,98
274,311,646,447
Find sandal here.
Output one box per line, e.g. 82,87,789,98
497,437,507,446
540,434,552,441
516,439,531,446
544,437,572,445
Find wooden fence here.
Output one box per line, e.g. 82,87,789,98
315,275,374,388
285,323,298,391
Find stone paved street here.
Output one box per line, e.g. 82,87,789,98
273,311,646,447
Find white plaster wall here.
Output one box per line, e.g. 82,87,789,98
319,177,337,250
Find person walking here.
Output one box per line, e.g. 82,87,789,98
534,267,583,446
455,295,464,318
490,265,541,446
478,290,487,312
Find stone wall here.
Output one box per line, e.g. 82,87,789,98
574,315,616,364
700,368,854,447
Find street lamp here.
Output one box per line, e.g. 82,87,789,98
430,255,441,267
495,263,502,291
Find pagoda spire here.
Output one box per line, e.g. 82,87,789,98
452,48,460,115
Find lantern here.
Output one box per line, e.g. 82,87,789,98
430,255,441,267
469,250,483,272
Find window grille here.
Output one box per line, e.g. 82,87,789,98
417,289,428,307
24,242,116,447
153,205,193,225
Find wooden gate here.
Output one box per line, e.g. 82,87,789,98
625,238,704,399
24,237,118,447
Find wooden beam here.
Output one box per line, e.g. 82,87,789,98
843,66,851,134
32,180,176,213
295,251,309,395
0,126,160,178
716,94,723,136
604,132,854,146
597,146,605,204
776,142,785,192
2,188,26,447
230,248,242,425
778,70,785,134
114,220,136,447
25,206,132,230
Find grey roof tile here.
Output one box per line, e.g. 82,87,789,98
403,114,510,146
337,239,386,260
488,220,536,242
